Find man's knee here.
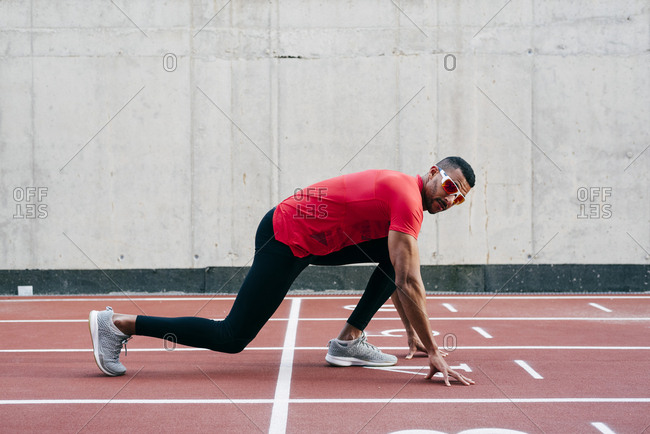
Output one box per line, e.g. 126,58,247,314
221,338,252,354
207,335,254,354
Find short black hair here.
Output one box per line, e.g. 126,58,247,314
436,156,475,188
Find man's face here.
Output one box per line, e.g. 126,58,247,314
422,166,471,214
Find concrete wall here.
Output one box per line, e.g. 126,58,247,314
1,1,649,272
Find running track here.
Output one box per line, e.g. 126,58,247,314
1,294,649,433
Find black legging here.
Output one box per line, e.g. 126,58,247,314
135,208,396,353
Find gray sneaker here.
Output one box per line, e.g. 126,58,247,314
88,307,131,376
325,332,397,367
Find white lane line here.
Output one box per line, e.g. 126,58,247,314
591,422,617,434
0,399,273,405
1,397,649,405
589,303,613,313
472,327,493,339
0,297,240,302
514,360,543,379
268,298,301,434
442,303,458,312
5,316,650,323
2,295,649,303
0,319,86,323
293,317,650,321
3,346,650,354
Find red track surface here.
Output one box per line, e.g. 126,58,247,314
1,294,649,433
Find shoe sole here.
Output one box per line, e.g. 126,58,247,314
88,310,122,377
325,353,397,367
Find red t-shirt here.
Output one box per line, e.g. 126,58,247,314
273,170,424,257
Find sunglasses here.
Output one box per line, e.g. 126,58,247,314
438,167,465,206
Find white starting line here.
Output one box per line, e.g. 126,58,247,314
591,422,617,434
4,317,650,323
2,346,650,353
364,363,472,377
514,360,543,379
442,303,458,313
589,303,613,313
472,327,493,339
0,397,648,405
2,295,649,303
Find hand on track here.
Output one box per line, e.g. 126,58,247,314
426,352,475,386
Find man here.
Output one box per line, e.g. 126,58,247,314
89,156,475,387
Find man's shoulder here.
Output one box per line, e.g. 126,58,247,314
375,170,419,191
334,170,420,203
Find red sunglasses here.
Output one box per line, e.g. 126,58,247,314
438,167,465,206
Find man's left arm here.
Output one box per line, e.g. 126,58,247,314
391,292,448,359
388,230,474,386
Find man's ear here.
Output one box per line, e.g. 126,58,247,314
429,165,439,178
